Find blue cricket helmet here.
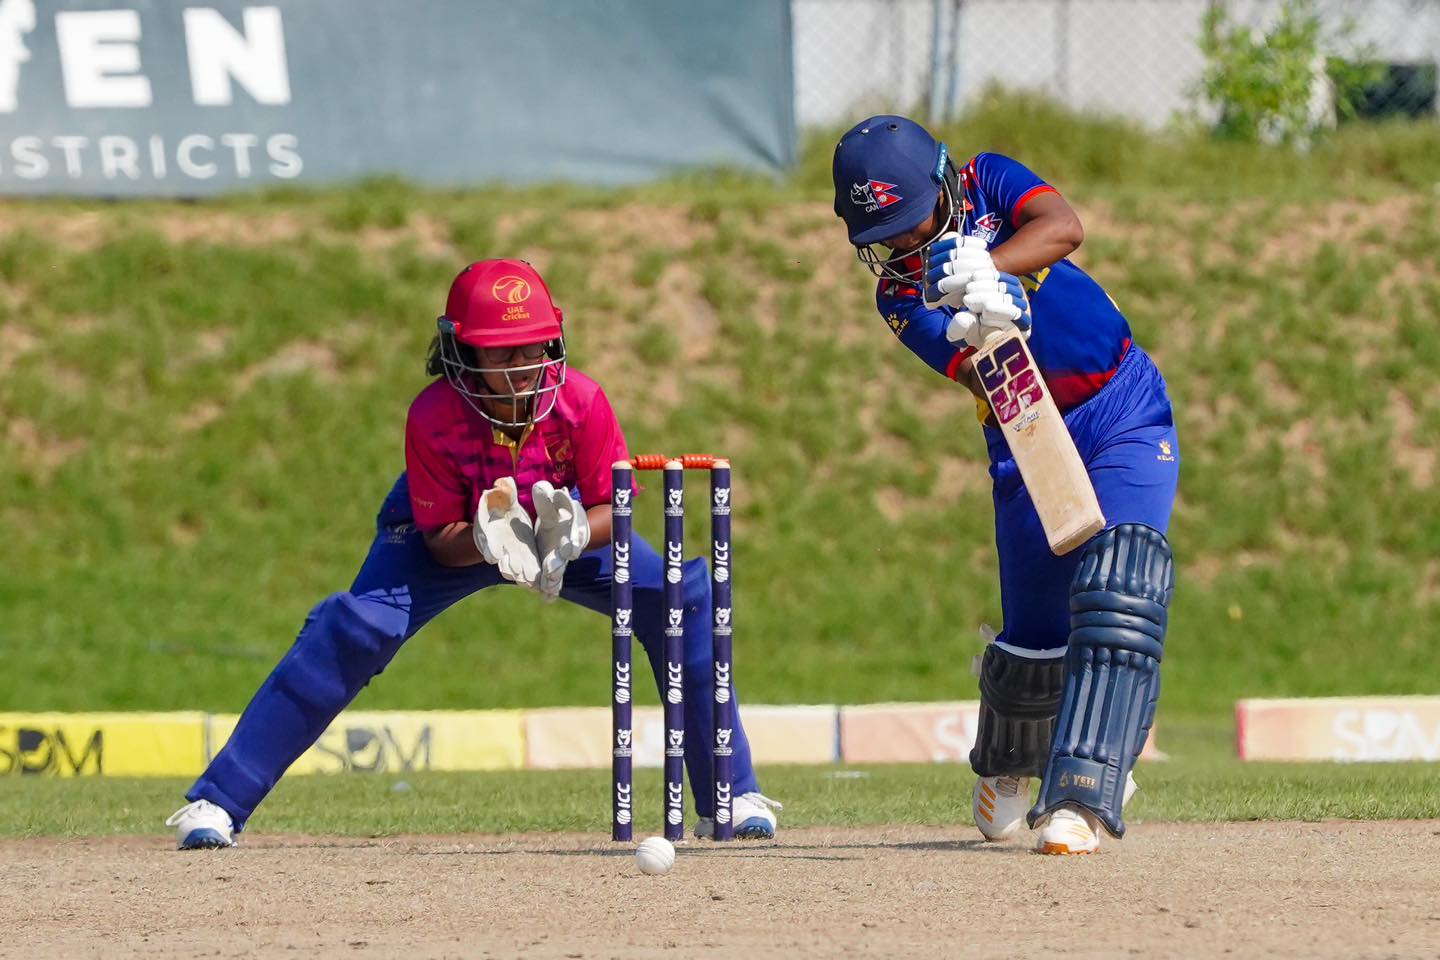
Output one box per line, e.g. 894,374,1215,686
832,115,950,246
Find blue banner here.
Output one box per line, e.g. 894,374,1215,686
0,0,795,196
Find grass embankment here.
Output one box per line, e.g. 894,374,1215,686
2,94,1438,727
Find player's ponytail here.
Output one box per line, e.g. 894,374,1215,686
426,333,479,377
425,334,443,376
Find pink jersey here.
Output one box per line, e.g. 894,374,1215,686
404,368,628,531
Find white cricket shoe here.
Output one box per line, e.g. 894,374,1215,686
694,792,782,840
165,799,236,850
1034,807,1102,854
1034,773,1138,855
973,775,1031,842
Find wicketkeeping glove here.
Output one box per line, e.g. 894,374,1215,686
944,269,1033,350
531,481,591,603
924,233,996,310
472,477,542,590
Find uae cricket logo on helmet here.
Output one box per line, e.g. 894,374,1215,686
491,275,532,304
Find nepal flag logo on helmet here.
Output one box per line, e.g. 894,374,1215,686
850,179,902,214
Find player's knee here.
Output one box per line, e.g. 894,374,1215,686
280,592,408,711
1069,523,1174,657
331,591,408,645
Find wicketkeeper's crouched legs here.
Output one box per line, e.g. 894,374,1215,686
187,590,409,830
187,513,497,831
1029,523,1174,837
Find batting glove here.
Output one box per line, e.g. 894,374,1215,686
944,270,1033,350
924,233,995,309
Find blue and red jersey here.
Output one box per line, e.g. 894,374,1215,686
876,152,1132,412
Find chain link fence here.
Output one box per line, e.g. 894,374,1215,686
794,0,1440,130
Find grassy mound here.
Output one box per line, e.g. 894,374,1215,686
2,95,1437,721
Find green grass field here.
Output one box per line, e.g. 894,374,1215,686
2,92,1438,747
6,722,1437,839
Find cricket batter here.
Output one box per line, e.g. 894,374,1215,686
832,116,1178,854
166,259,779,848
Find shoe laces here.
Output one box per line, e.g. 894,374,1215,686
1048,807,1099,833
165,799,225,827
736,791,783,811
992,776,1023,797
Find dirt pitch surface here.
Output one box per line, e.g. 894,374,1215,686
4,820,1439,959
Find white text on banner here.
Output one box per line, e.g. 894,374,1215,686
840,702,1162,764
1237,696,1440,762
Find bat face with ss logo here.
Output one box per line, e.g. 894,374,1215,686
974,332,1105,555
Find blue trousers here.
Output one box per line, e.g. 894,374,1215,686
987,345,1179,652
189,475,759,830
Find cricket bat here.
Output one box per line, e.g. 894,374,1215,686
973,331,1105,555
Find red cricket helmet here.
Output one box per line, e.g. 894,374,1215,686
432,259,568,428
443,259,564,347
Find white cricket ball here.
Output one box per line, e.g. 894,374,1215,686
635,836,676,876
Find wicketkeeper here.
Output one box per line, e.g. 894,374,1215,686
166,259,779,848
832,116,1179,854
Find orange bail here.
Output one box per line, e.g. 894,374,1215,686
628,454,724,471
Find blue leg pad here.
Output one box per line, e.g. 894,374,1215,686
1028,524,1174,837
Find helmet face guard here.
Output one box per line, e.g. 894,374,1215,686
435,319,567,429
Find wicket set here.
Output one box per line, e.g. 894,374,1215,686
611,455,734,843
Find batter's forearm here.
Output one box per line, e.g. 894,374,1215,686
990,219,1082,275
991,194,1084,276
955,357,985,400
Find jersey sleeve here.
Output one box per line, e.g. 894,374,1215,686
404,400,469,531
876,279,976,382
970,153,1058,225
572,385,630,508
